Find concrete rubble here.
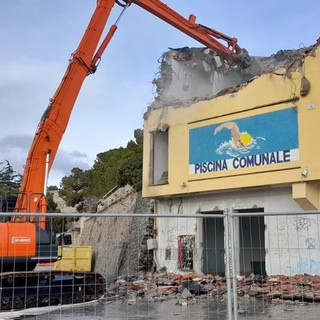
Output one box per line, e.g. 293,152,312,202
149,42,317,111
100,272,320,307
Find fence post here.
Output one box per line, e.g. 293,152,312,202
224,208,233,320
230,210,238,320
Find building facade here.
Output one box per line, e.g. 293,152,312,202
142,43,320,276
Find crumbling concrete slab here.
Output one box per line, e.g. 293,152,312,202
150,43,316,110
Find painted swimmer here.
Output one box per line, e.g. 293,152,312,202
214,122,253,148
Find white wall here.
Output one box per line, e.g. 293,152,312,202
154,186,316,275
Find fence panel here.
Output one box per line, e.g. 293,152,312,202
1,212,320,319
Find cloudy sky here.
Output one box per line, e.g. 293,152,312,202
1,0,319,186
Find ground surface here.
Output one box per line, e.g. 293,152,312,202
3,298,320,320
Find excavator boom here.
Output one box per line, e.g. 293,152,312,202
14,0,117,216
15,0,249,217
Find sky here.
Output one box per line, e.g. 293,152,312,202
0,0,319,187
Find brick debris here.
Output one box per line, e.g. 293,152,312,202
101,272,320,306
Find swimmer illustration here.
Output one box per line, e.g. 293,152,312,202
214,121,253,148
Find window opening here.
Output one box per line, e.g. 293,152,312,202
152,130,168,185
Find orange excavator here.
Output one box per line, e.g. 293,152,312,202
0,0,252,309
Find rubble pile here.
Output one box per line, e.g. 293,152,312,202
101,272,320,306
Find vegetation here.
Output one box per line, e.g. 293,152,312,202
0,160,22,195
59,129,143,212
46,191,74,233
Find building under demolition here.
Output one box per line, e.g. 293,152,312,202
142,40,320,276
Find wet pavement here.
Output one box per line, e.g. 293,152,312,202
3,297,320,320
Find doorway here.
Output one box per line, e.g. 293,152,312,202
202,208,266,276
238,208,266,276
202,212,225,275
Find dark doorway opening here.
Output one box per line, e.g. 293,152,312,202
202,211,224,275
238,208,266,276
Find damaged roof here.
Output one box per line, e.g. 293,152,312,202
148,40,319,112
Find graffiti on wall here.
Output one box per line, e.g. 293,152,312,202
297,258,320,274
291,217,316,232
178,235,194,270
305,237,316,249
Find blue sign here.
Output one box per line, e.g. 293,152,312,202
189,108,299,174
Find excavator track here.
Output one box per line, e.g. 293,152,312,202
0,270,105,311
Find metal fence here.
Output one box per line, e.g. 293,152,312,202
1,211,320,319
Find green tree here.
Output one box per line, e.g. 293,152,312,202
118,152,143,191
46,191,73,234
0,160,22,195
126,129,143,153
46,192,60,213
59,167,90,212
59,129,144,211
48,185,59,191
117,128,143,191
90,147,134,197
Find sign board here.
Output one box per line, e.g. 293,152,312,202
189,108,299,174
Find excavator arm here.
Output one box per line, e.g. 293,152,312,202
14,0,250,219
120,0,248,64
14,0,117,217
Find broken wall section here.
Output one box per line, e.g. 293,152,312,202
151,47,255,108
150,46,308,110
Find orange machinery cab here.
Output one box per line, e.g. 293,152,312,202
0,222,58,271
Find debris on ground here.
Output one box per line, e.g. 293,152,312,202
101,272,320,307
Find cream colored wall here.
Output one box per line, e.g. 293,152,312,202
143,45,320,209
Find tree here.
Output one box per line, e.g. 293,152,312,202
46,192,60,213
45,190,76,233
126,129,143,153
118,128,143,191
90,147,135,197
59,128,144,211
59,167,90,212
0,160,22,195
48,185,59,191
118,152,143,191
